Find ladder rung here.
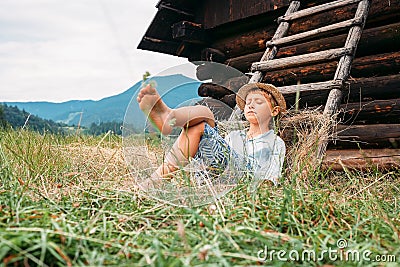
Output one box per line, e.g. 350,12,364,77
278,80,343,95
251,47,354,72
278,0,362,23
268,17,362,48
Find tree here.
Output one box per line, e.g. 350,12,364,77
0,105,8,128
1,104,65,134
88,121,122,136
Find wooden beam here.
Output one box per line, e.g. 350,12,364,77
278,80,342,95
198,75,400,112
278,0,361,23
288,0,394,39
339,98,400,124
172,21,205,44
198,83,233,99
268,18,361,47
158,3,194,17
335,124,400,142
261,51,400,87
323,148,400,170
251,47,352,72
195,62,244,81
211,0,400,58
283,74,400,108
226,22,400,72
203,0,337,31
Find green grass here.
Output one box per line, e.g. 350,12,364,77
0,129,399,266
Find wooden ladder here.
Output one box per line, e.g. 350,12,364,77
235,0,371,158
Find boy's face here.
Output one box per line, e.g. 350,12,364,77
244,91,280,125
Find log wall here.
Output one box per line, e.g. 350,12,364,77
197,0,400,163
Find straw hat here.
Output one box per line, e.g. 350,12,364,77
236,83,286,113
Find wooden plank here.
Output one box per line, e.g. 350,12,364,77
195,62,244,81
283,74,400,108
278,0,361,23
268,18,361,47
336,124,400,142
158,3,194,17
278,80,342,95
139,37,182,57
323,148,400,170
172,21,205,44
202,0,340,30
226,22,400,72
262,50,400,87
202,0,292,29
251,47,352,72
339,98,400,124
282,122,400,149
206,74,400,110
198,83,233,98
203,89,400,123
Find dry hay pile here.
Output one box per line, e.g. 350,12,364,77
280,108,336,185
55,142,132,196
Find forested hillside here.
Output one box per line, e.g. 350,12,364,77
0,104,66,134
0,104,124,135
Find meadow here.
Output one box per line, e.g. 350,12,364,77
0,129,399,266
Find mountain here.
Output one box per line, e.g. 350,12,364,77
4,74,202,127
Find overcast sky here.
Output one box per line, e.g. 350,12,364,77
0,0,188,102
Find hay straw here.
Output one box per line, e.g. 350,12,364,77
280,108,337,186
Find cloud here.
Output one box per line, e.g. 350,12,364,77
0,0,187,102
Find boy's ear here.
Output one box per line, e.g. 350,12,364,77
271,106,280,116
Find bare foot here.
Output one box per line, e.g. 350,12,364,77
137,84,174,135
138,177,163,190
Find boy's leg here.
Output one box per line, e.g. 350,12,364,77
137,84,215,135
137,85,215,188
154,122,205,177
139,122,205,189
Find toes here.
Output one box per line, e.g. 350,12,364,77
137,92,143,103
145,84,157,95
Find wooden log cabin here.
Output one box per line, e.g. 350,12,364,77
138,0,400,170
